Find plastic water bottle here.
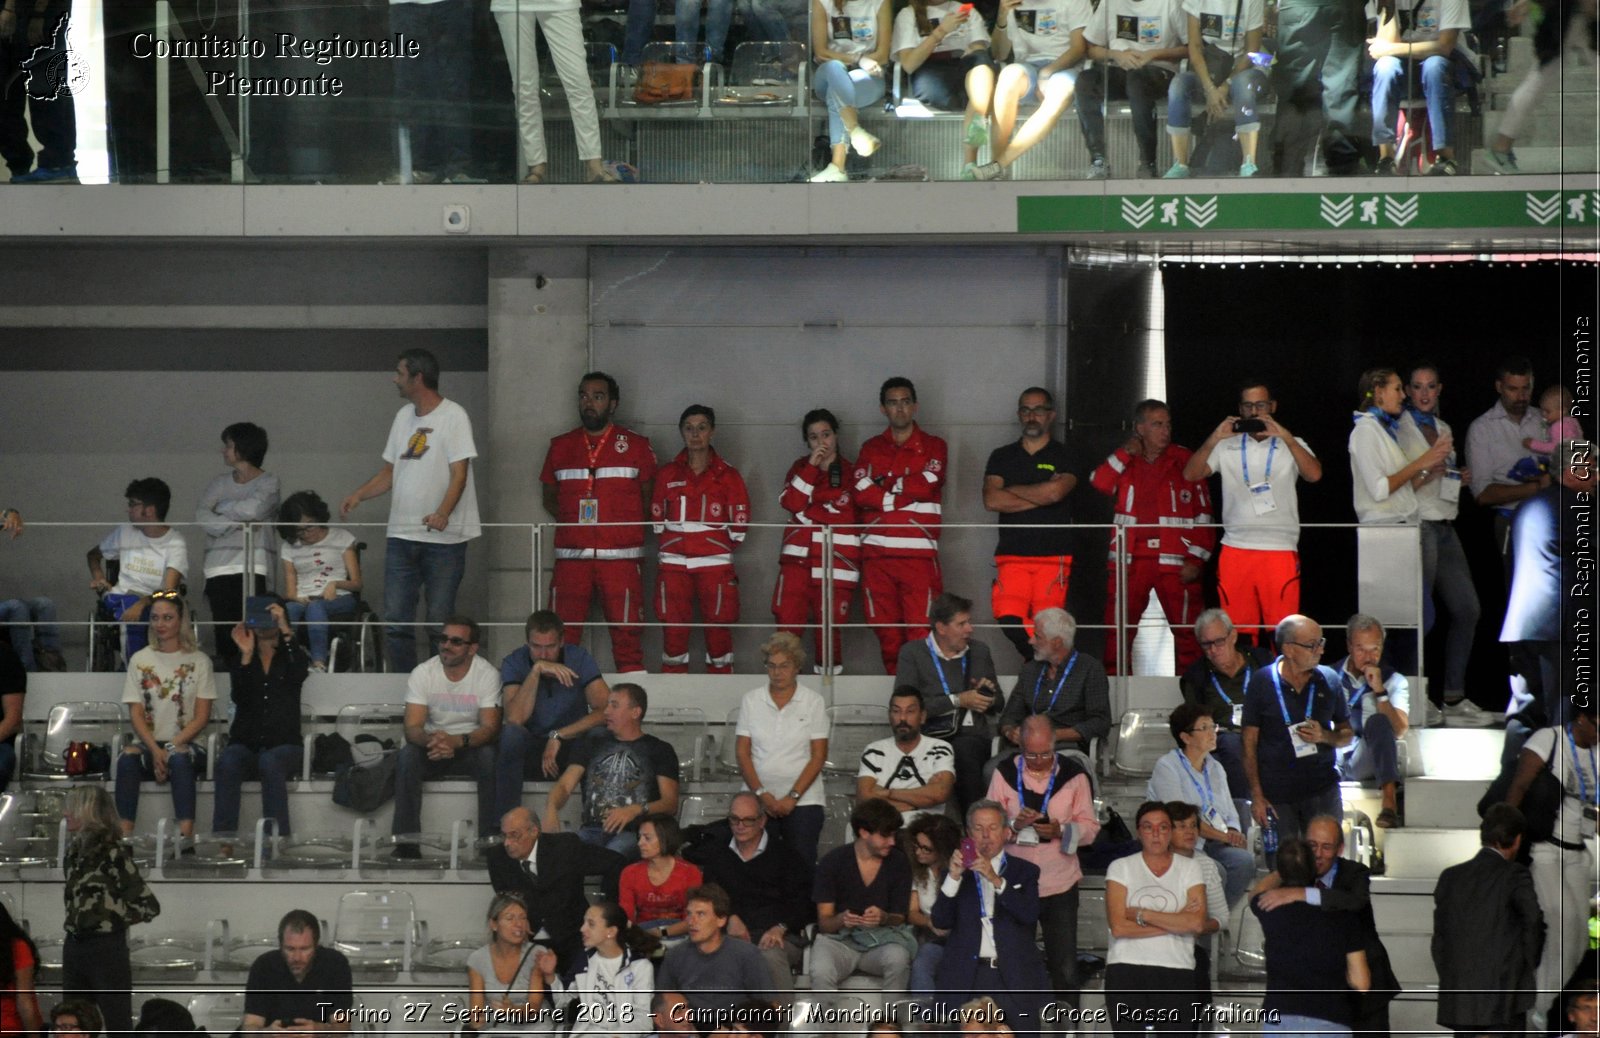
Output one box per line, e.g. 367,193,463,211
1262,809,1280,855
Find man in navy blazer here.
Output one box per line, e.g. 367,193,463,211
933,799,1052,1038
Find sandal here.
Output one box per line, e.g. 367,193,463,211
586,168,623,184
521,166,547,185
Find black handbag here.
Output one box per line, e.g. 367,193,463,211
1478,748,1564,846
332,749,397,812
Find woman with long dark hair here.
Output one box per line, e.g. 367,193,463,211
276,490,362,672
62,785,160,1037
0,899,42,1036
904,812,962,995
544,901,656,1036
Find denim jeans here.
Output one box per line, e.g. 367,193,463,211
1265,1015,1351,1038
1370,53,1453,148
0,596,58,670
1205,840,1257,907
102,593,151,660
910,939,944,994
391,741,498,835
388,0,472,176
1337,712,1401,786
1420,520,1480,697
212,743,304,835
772,804,825,866
1075,63,1175,164
1165,66,1267,134
578,823,640,858
286,594,359,666
672,0,735,62
1266,784,1342,858
812,61,887,145
383,537,468,673
114,744,203,824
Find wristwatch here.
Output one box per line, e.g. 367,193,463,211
1136,909,1147,927
549,730,563,741
786,788,801,800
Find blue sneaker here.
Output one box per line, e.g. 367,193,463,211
11,165,79,184
1162,162,1190,179
1239,161,1259,177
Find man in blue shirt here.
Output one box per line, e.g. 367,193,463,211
496,610,610,814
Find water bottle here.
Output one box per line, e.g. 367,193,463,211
1262,809,1280,855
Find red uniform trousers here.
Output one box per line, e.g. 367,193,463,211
771,562,856,672
1103,557,1203,675
550,558,646,673
657,564,739,673
1215,545,1301,646
991,555,1074,632
861,556,942,673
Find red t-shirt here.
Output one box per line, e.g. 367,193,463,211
618,858,704,925
2,937,37,1034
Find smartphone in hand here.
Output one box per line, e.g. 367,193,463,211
960,837,978,868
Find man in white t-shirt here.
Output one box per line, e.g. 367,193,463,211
1073,0,1188,177
342,349,482,673
391,616,502,858
87,477,189,660
1183,380,1322,649
1366,0,1471,175
857,685,956,823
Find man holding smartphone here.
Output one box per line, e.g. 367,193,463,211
1183,380,1322,650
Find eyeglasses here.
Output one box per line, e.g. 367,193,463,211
1021,751,1056,761
1187,723,1217,734
1287,637,1327,650
727,814,762,827
440,635,474,647
1198,635,1230,650
1017,406,1054,417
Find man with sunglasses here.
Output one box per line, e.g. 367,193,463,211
391,616,502,857
1241,614,1352,848
1183,380,1322,650
983,387,1082,664
689,790,813,997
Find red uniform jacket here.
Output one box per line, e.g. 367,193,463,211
853,424,948,560
541,424,657,557
778,455,861,584
651,449,751,568
1089,444,1215,569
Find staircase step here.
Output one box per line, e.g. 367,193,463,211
1380,827,1481,879
1471,146,1600,173
1412,729,1507,781
1405,777,1489,828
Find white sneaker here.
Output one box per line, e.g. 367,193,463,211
849,126,881,157
1421,698,1445,727
1441,698,1499,727
808,164,848,182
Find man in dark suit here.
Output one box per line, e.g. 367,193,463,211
1252,814,1399,1036
486,806,589,970
932,799,1051,1038
1433,804,1544,1037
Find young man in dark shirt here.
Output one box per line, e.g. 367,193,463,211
809,797,913,992
242,910,353,1032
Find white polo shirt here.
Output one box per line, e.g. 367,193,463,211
735,685,830,808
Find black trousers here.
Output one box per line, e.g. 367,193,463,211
1105,962,1201,1035
64,930,132,1036
0,3,76,174
204,573,267,668
949,732,993,811
1271,0,1364,174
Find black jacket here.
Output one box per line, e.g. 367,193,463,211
487,832,589,969
1432,847,1544,1030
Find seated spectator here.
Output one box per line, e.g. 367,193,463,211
896,594,1001,812
809,0,892,181
650,990,694,1035
965,0,1091,180
1332,614,1409,829
0,642,21,795
213,603,307,839
658,885,774,1030
1146,701,1253,907
116,591,214,842
545,683,681,858
1164,801,1227,1010
736,632,830,864
489,807,593,972
544,901,656,1036
196,421,280,669
997,608,1109,754
1559,988,1598,1038
498,610,610,803
619,813,703,939
49,1000,104,1036
892,0,1000,175
0,899,41,1037
1163,0,1267,177
1251,838,1370,1035
464,893,552,1034
1523,385,1584,460
905,812,963,996
1073,0,1187,177
1366,0,1470,175
1180,608,1270,795
392,616,501,858
0,594,62,672
87,478,187,660
133,997,199,1033
276,490,362,673
857,685,957,822
985,714,1100,1006
810,797,914,993
242,909,354,1032
690,791,813,997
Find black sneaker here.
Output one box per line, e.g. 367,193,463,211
1427,157,1458,176
391,843,422,861
1136,161,1158,178
1374,156,1396,175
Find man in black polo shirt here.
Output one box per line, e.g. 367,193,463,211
1180,608,1272,796
242,909,353,1032
983,387,1081,663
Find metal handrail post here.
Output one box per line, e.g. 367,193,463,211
821,526,835,689
532,524,544,611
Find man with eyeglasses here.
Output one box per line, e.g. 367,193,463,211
489,807,589,971
391,616,502,858
1180,608,1272,796
1183,380,1321,650
49,1000,103,1035
87,476,187,660
690,791,813,996
1089,399,1214,675
854,376,950,673
1332,614,1409,829
1241,614,1352,847
983,387,1082,663
984,714,1098,1007
858,686,957,824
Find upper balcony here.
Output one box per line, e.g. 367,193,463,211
5,0,1597,242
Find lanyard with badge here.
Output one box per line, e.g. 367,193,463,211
1341,670,1369,728
1565,726,1599,821
1271,660,1320,758
1176,749,1228,831
1241,434,1278,515
579,426,615,524
1209,672,1244,728
1032,652,1080,713
1013,760,1057,846
975,851,1005,928
928,635,973,729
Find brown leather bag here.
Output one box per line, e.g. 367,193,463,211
634,62,698,103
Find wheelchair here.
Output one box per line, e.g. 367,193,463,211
86,562,194,672
312,541,384,674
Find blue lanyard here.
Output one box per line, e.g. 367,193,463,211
1269,659,1316,727
1566,726,1598,807
1032,652,1080,713
926,635,969,697
1016,761,1058,813
1175,749,1214,808
1241,434,1276,485
1208,672,1234,707
1341,669,1368,711
975,853,1005,924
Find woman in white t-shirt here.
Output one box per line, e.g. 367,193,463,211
465,893,553,1034
115,592,215,841
1163,0,1268,177
545,902,656,1037
1104,801,1206,1034
808,0,894,181
966,0,1090,179
892,0,1002,175
277,491,363,672
734,631,830,864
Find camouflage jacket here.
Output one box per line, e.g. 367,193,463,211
64,834,160,935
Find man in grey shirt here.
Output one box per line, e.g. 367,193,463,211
657,884,772,1030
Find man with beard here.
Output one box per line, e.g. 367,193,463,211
241,910,354,1031
857,685,957,823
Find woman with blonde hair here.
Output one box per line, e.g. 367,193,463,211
463,893,552,1033
734,631,830,863
62,785,160,1037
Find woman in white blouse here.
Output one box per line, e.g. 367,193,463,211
1349,367,1452,524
